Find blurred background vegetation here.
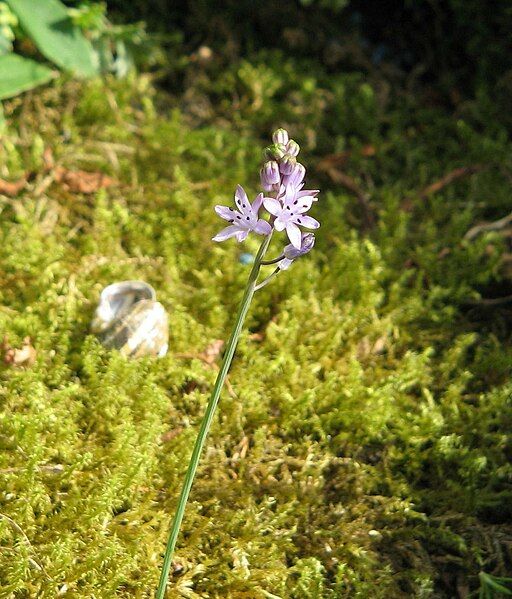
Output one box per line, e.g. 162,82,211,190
1,1,512,598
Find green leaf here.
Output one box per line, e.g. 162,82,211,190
487,579,512,595
6,0,98,76
480,572,512,596
0,53,55,99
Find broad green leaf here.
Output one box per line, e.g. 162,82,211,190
0,53,55,99
6,0,98,76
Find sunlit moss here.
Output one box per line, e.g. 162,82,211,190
0,74,511,597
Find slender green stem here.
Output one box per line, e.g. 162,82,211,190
261,254,284,266
254,267,280,291
155,234,273,598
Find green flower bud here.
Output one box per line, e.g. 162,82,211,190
264,143,286,161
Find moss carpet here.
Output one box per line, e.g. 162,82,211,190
0,73,511,597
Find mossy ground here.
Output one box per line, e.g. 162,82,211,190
0,61,511,598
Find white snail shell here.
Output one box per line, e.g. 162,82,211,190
91,281,169,358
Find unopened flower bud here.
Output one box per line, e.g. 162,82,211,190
272,128,289,145
284,232,316,259
286,140,300,157
279,155,296,175
283,162,306,187
264,143,286,161
260,160,280,190
279,233,316,270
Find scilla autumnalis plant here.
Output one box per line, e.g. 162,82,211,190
156,129,320,597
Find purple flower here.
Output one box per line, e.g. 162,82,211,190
213,185,272,242
286,140,300,157
272,128,289,145
263,184,320,248
282,162,306,187
260,160,280,191
279,233,316,270
279,155,296,175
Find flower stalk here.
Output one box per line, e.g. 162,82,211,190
260,255,285,266
254,267,280,291
157,128,320,596
155,234,272,599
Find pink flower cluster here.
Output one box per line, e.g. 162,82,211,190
213,129,320,265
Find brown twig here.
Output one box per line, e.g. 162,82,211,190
464,210,512,241
0,463,64,474
402,164,484,211
0,177,27,197
419,165,483,199
463,294,512,307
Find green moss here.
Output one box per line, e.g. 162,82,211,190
0,72,511,597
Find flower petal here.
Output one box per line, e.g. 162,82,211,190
230,211,252,228
286,222,302,248
252,192,264,213
212,225,243,242
254,219,272,235
263,198,282,216
278,257,293,270
298,189,319,199
236,229,249,242
295,194,315,204
275,184,287,202
274,218,286,232
288,197,314,214
215,205,237,221
235,185,250,213
296,215,320,229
